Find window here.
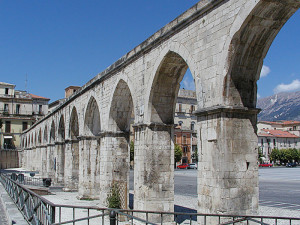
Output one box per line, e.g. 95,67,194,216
39,105,42,114
22,122,28,131
16,104,20,114
4,104,8,113
183,146,188,153
288,141,291,147
5,121,11,133
273,139,276,146
5,88,8,95
190,105,195,113
183,135,187,144
191,122,195,130
178,104,182,112
293,126,296,131
178,121,183,127
261,139,263,146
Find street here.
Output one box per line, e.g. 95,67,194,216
129,167,300,211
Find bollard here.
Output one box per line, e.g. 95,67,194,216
110,210,116,225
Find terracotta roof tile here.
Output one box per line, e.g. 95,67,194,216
29,93,50,100
260,129,300,138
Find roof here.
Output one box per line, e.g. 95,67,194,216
259,121,300,126
29,93,50,101
258,129,300,138
0,82,15,87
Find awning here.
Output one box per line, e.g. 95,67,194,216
4,136,13,139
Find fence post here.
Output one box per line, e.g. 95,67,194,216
51,205,56,224
110,210,116,225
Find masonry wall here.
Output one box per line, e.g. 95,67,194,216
0,150,19,169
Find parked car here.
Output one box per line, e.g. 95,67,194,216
286,162,297,167
259,163,273,167
177,163,189,169
188,163,197,169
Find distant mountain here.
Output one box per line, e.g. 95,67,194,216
257,91,300,121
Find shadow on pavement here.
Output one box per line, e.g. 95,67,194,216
129,193,197,223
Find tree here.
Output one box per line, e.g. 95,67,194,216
174,144,182,164
270,148,279,163
258,147,264,164
192,147,198,162
130,140,134,162
290,148,299,162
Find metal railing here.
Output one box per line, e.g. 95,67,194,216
1,173,300,224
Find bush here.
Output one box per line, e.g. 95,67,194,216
107,183,121,209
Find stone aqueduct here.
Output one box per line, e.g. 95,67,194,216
21,0,299,216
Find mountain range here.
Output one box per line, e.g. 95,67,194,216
257,91,300,121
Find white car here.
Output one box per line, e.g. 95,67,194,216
188,163,197,169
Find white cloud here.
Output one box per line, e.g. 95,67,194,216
182,78,195,90
260,65,271,78
273,79,300,94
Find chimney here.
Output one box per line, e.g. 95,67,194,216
65,86,81,98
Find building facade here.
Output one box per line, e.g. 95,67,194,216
257,121,300,161
0,82,50,149
174,89,198,164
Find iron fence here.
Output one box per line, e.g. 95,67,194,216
1,172,300,224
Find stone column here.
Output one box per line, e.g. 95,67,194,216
64,139,80,191
35,146,42,173
46,144,55,179
54,142,65,184
77,136,100,199
40,145,47,177
99,132,130,209
195,106,259,223
31,147,37,171
133,123,174,222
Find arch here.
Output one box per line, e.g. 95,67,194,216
144,42,200,123
109,79,134,132
38,128,42,145
50,121,56,143
222,0,300,108
70,106,79,140
84,96,101,136
58,115,65,142
148,51,189,124
32,132,35,147
44,125,48,144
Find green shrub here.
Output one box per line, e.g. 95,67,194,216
107,183,121,209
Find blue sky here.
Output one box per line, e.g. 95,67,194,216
0,1,299,102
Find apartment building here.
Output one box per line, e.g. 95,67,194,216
257,121,300,161
0,82,50,149
174,89,198,164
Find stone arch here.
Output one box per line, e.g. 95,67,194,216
148,50,190,124
109,79,134,132
65,106,80,191
70,106,79,140
58,115,65,142
84,96,101,136
144,42,200,123
38,128,42,145
44,125,48,144
50,121,56,143
32,132,35,147
222,0,300,108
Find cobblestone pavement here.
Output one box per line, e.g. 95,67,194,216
0,198,9,225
